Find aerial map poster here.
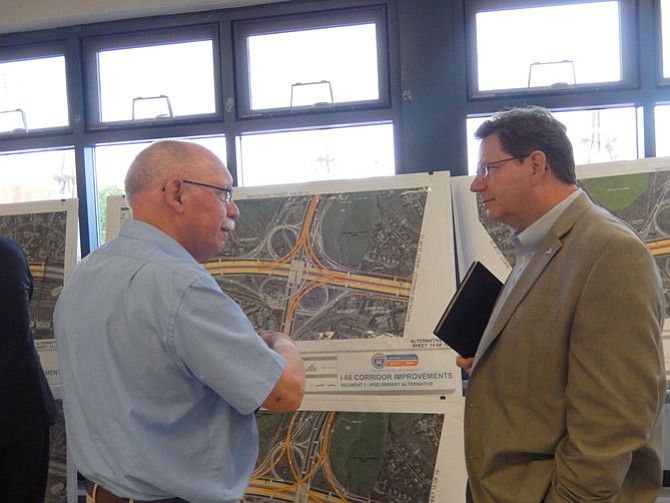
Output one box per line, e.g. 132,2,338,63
247,396,467,503
0,198,78,389
213,172,459,395
107,172,462,396
0,198,79,503
451,156,670,380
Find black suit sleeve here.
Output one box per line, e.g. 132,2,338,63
0,237,57,443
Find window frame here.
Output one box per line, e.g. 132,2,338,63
235,120,395,186
82,23,222,131
465,0,636,100
233,4,391,119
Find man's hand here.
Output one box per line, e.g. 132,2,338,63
259,330,292,349
258,331,305,412
456,355,474,376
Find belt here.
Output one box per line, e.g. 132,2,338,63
84,479,188,503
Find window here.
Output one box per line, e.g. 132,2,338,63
0,148,75,203
655,104,670,156
235,5,389,116
0,46,68,132
466,107,640,175
237,124,394,186
467,1,628,96
84,25,219,127
661,0,670,79
554,108,640,164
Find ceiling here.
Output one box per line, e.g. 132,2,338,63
0,0,286,35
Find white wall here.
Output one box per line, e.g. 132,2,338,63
0,0,283,34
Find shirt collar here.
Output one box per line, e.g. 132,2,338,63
512,188,581,257
119,219,196,262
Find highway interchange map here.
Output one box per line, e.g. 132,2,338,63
247,410,444,503
0,208,67,341
213,188,426,341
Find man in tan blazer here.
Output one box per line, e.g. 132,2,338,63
457,106,666,502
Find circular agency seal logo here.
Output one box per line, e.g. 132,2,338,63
371,353,388,369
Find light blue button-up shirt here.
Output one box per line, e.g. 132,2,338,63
54,219,285,502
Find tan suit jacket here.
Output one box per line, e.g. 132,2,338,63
464,193,666,502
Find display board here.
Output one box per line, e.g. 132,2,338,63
249,396,466,503
106,172,469,501
219,173,458,394
0,198,78,386
0,198,79,503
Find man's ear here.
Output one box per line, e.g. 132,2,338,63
528,150,548,185
163,179,185,212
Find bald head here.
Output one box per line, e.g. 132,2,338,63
125,140,225,209
122,140,239,261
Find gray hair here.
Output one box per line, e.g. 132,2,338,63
124,140,205,207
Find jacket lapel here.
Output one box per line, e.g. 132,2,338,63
472,193,592,369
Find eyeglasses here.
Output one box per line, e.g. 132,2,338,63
182,179,233,205
476,153,534,178
476,156,518,179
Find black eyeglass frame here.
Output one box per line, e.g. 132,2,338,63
182,179,233,204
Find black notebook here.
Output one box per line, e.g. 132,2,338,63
433,261,503,357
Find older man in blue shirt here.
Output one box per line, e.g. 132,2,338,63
54,140,305,503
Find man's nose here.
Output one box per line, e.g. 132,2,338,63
470,175,485,192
